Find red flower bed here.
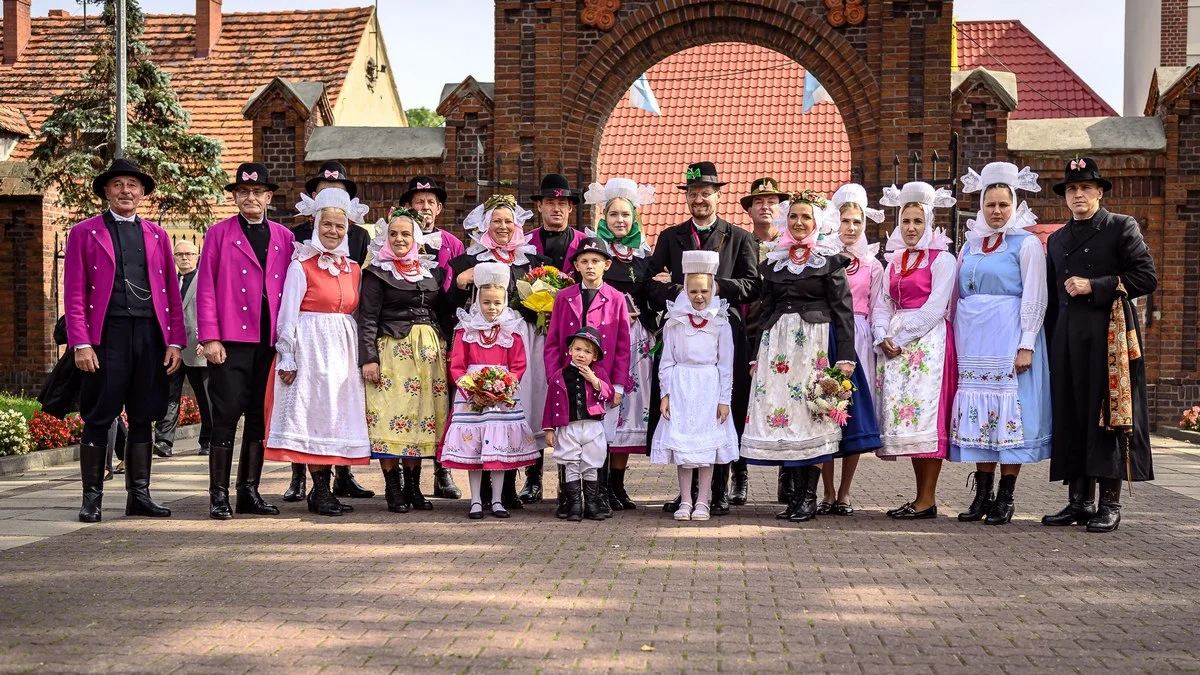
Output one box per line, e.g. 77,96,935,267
27,411,73,451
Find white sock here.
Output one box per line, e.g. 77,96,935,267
677,467,694,507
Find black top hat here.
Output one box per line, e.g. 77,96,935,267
739,176,790,210
305,161,357,199
568,326,605,362
225,162,280,193
1052,156,1112,196
92,158,156,198
570,236,613,263
677,161,728,190
399,175,446,206
531,173,582,203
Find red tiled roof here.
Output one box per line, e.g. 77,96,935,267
956,20,1117,119
0,8,373,172
0,104,32,136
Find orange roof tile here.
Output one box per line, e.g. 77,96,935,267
0,104,32,136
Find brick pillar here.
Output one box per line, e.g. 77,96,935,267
1161,0,1188,67
0,195,60,392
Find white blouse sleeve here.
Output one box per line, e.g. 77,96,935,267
1017,234,1048,351
274,261,307,373
871,263,895,345
892,253,956,349
657,325,677,398
717,323,734,405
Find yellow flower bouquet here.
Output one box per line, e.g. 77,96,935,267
513,265,575,334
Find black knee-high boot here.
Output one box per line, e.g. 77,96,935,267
124,441,171,517
432,460,462,499
208,442,234,520
729,458,749,506
519,453,544,504
235,440,279,515
78,442,107,523
1086,478,1122,532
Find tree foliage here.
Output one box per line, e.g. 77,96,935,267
405,107,445,128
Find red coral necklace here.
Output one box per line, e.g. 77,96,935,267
491,247,516,264
479,326,501,346
900,250,925,277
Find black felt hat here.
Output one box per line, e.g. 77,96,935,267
224,162,279,193
92,158,156,198
530,173,582,203
399,175,447,206
1052,156,1112,196
569,326,605,362
677,161,728,190
570,236,613,263
305,161,357,199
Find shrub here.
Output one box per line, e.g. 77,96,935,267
27,411,73,450
1180,405,1200,432
0,409,34,456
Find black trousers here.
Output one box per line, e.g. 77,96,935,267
155,364,211,450
79,317,168,446
207,341,275,448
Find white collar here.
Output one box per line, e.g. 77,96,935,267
109,210,137,223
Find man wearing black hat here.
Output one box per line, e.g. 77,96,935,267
64,159,185,523
649,161,761,515
1041,156,1157,533
195,162,295,520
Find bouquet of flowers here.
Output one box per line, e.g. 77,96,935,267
514,265,575,333
457,367,521,412
805,366,856,426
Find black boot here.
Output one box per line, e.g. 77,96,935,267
198,443,210,456
382,467,408,513
432,461,462,500
306,468,342,517
282,462,307,502
594,461,612,519
563,479,584,522
502,469,523,509
334,465,375,499
710,463,731,516
729,458,749,506
663,472,700,512
582,480,605,521
985,474,1016,525
235,441,279,515
1042,477,1097,526
556,465,570,519
609,467,637,510
789,466,820,523
957,470,995,522
78,442,107,523
124,441,171,517
1086,478,1122,532
518,454,544,504
775,467,798,519
404,464,433,510
776,466,794,504
208,442,234,520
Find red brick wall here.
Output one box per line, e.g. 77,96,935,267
1161,0,1188,68
0,194,65,394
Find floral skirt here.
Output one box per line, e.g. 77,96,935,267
876,316,957,460
440,365,539,471
602,319,654,454
365,326,450,460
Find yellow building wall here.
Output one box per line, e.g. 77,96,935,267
334,13,407,127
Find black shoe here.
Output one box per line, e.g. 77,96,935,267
729,458,748,506
889,502,937,519
609,468,637,510
775,468,797,519
490,500,510,518
124,442,171,518
333,495,354,514
208,443,234,520
663,494,683,513
1042,477,1097,526
985,474,1016,525
709,463,731,516
403,465,433,510
776,466,794,504
334,465,375,499
197,444,210,457
468,501,485,520
382,467,409,513
501,469,523,510
789,466,820,523
583,480,606,521
594,462,613,519
556,465,570,519
831,502,855,516
112,462,125,475
563,480,584,522
78,442,107,523
234,441,279,515
957,470,995,522
432,461,462,500
1086,478,1122,532
153,442,173,458
816,501,833,516
282,462,307,502
307,468,343,517
518,455,544,504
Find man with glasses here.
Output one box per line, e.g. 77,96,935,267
195,163,294,520
152,239,213,458
649,161,761,515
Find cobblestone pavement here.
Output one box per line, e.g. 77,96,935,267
0,437,1198,673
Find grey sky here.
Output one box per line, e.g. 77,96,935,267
14,0,1125,113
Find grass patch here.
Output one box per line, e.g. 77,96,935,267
0,393,41,421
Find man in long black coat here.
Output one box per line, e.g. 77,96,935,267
648,161,761,515
1042,157,1157,533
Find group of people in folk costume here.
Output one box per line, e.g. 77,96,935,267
63,152,1155,532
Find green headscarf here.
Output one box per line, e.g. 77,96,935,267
595,197,644,249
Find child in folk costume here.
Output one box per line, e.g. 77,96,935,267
358,208,451,514
872,182,958,519
265,188,372,517
543,327,615,521
582,178,657,510
818,184,888,516
650,251,740,522
440,263,539,519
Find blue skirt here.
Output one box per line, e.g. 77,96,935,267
831,322,881,458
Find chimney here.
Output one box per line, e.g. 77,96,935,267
195,0,222,59
3,0,32,66
47,9,68,18
1160,0,1188,67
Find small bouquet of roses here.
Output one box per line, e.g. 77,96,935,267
806,366,855,426
514,265,575,334
456,366,521,412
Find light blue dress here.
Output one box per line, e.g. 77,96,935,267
949,231,1051,463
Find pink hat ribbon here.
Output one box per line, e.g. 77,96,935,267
324,170,340,179
242,171,258,181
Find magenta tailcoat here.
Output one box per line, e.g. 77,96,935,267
195,215,294,345
543,283,633,394
433,228,466,292
542,367,614,430
63,214,185,348
529,226,585,269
